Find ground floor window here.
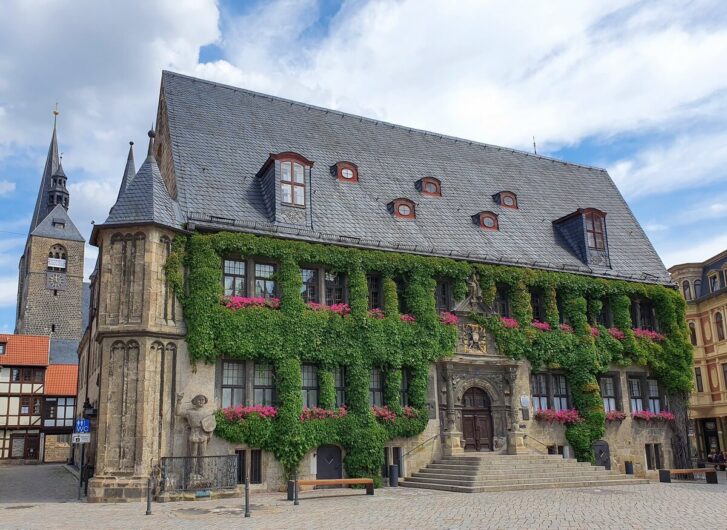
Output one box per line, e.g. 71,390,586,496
254,363,275,406
531,373,569,411
236,449,263,485
628,377,643,412
301,364,319,408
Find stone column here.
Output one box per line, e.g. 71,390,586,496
442,364,463,456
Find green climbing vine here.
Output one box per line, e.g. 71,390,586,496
167,233,693,473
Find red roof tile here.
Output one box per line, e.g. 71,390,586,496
0,334,49,366
45,364,78,396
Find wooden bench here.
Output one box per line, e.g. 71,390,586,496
287,478,374,501
659,468,718,484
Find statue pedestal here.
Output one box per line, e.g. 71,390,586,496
507,427,529,455
443,431,465,456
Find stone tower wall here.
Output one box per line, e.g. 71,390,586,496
16,234,85,339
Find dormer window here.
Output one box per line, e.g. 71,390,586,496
585,210,606,250
474,211,499,231
417,177,441,197
281,160,306,206
333,162,358,183
389,198,416,219
493,191,518,209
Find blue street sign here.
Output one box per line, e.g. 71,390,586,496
75,418,90,433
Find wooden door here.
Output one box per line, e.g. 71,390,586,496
475,414,492,450
317,445,342,480
593,440,610,470
463,416,477,450
461,388,493,452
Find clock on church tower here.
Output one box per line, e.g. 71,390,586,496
46,271,67,290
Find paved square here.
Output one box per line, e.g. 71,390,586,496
1,465,725,529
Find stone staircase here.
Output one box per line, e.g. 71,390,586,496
400,453,649,493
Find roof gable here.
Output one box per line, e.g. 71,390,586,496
31,204,84,242
0,334,50,366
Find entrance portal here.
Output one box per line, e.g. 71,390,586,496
461,388,493,452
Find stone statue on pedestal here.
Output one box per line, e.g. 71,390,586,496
176,393,216,482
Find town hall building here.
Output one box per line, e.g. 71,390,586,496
77,71,692,502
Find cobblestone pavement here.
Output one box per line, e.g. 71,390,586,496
2,465,727,529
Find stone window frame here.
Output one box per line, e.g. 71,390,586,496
530,372,571,411
369,367,384,407
645,443,663,470
324,271,347,306
254,262,278,299
530,289,545,322
599,373,622,412
694,279,702,298
221,360,246,408
334,366,346,408
399,368,410,407
682,280,692,301
300,267,319,304
301,364,319,408
689,321,698,346
367,275,382,310
709,272,720,293
435,279,453,312
494,284,509,317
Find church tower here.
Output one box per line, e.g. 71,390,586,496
15,114,85,340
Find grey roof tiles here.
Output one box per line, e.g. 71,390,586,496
31,204,84,242
116,70,670,284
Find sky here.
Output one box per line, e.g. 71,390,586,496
0,0,726,333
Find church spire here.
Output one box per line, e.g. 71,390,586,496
29,110,63,233
116,141,136,202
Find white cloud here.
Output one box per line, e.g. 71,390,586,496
660,234,727,268
0,180,15,196
0,275,18,307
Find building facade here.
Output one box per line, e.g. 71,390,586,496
0,334,77,461
670,250,727,459
78,71,691,502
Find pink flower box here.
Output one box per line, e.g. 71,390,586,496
531,320,551,332
300,406,348,421
372,405,397,422
558,323,573,333
222,404,278,422
605,410,626,422
534,408,583,425
439,312,459,326
225,296,280,310
402,406,418,418
501,317,519,329
307,302,351,315
400,314,416,323
368,308,385,319
633,328,665,342
631,410,675,422
590,326,600,337
608,328,625,340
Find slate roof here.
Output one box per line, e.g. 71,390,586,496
0,334,50,366
31,204,84,242
44,364,78,396
29,121,60,233
102,152,183,230
116,142,136,203
131,70,668,284
49,338,80,365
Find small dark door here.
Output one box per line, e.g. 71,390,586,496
461,388,493,452
317,445,342,480
25,434,40,460
593,440,610,470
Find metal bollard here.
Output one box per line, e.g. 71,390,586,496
244,475,251,518
293,470,299,506
146,475,153,515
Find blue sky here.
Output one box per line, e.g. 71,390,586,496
0,0,726,333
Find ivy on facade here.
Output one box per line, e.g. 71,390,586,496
167,233,693,476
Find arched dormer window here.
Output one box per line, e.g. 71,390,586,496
694,279,702,298
584,209,606,250
716,312,725,342
493,191,518,209
473,211,499,231
333,161,358,183
389,198,416,219
48,244,67,271
417,177,441,197
682,280,692,301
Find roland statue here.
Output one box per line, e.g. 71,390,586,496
175,393,216,459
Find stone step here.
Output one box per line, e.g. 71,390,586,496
400,478,650,494
406,473,628,487
414,469,619,480
440,455,574,462
427,462,604,472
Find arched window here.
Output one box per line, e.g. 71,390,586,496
333,161,358,183
474,211,499,231
47,244,67,271
689,322,697,346
716,312,725,342
493,191,518,209
418,177,442,197
389,198,416,219
682,280,692,301
694,279,702,298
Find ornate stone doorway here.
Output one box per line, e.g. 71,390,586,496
461,388,493,452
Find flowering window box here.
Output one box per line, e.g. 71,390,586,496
558,323,573,333
222,404,278,422
439,312,459,326
372,405,398,422
500,317,519,329
631,410,675,422
531,320,551,332
534,408,583,425
224,296,280,310
400,314,416,323
632,328,665,342
605,410,626,422
307,302,351,316
608,328,625,340
300,406,348,421
368,308,385,319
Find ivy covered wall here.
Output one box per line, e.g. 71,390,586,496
167,232,693,478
